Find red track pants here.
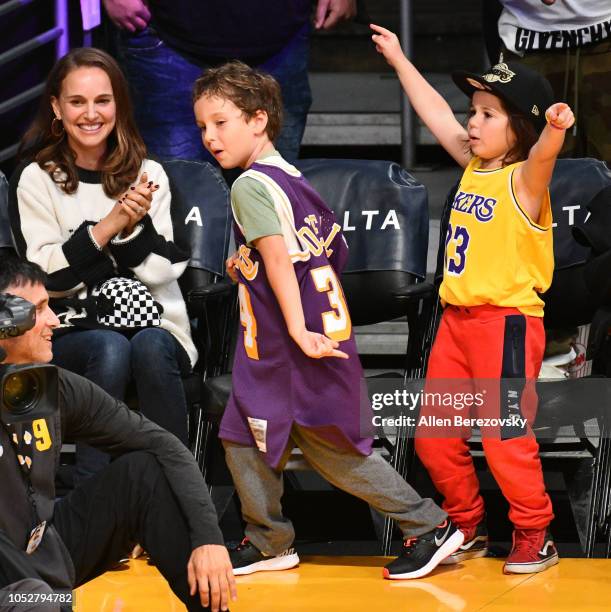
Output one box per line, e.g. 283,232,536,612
415,305,554,530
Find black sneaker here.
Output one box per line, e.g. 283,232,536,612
229,538,299,576
440,521,488,565
383,520,464,580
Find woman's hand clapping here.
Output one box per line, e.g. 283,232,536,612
118,172,159,236
92,172,160,247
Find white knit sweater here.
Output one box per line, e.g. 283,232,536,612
10,159,198,367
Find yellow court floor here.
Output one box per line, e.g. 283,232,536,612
75,555,611,611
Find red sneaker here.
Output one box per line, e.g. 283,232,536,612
503,528,559,574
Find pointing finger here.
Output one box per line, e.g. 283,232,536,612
370,23,389,35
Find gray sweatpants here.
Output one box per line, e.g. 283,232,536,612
223,424,447,555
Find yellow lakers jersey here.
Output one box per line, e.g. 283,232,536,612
438,157,554,317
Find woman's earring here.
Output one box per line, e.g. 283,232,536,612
51,116,64,137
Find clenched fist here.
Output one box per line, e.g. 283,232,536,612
545,103,575,131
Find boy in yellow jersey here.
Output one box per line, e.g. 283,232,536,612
371,24,574,574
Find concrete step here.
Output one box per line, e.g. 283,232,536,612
355,320,408,335
354,319,408,355
303,72,468,147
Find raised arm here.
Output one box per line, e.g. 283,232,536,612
514,103,575,222
370,23,470,168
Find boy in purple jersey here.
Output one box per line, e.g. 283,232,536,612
192,61,463,580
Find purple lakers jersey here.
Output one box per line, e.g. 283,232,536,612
219,155,373,467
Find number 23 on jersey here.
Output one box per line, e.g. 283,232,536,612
445,223,471,276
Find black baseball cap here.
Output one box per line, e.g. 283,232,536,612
452,61,554,132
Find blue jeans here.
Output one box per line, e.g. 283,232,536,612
52,328,192,483
117,24,312,162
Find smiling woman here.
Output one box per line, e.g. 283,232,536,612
18,48,146,198
8,48,197,484
50,66,117,170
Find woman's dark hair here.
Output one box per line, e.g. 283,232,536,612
18,47,146,198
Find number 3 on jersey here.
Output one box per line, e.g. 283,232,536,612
445,223,470,276
238,266,351,360
238,283,259,360
310,265,351,342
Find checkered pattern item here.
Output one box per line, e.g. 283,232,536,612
92,277,162,328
